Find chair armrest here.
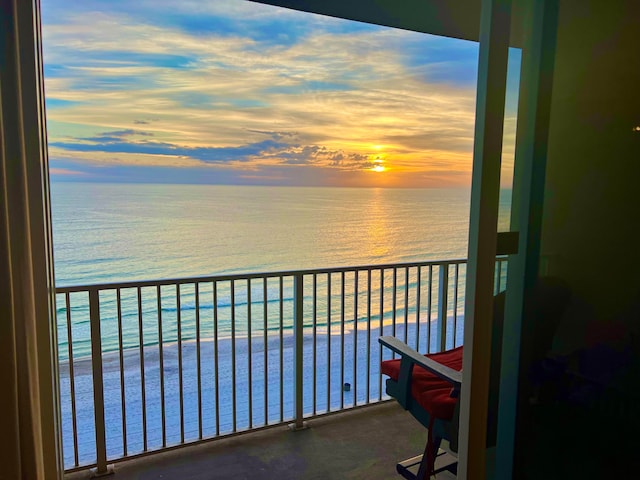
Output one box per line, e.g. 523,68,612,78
379,336,462,390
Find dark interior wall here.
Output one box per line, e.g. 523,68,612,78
542,0,640,327
523,3,640,475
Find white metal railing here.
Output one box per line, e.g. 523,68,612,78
55,258,508,473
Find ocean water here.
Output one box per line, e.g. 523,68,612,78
51,183,481,286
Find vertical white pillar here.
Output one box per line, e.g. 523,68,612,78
459,0,512,478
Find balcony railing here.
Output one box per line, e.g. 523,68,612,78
55,257,508,474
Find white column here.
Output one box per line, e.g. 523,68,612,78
458,0,511,478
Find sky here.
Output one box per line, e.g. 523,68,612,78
42,0,520,188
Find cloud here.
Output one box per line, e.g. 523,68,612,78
48,147,203,169
82,129,153,143
50,135,288,164
41,0,491,186
48,167,88,176
50,128,379,172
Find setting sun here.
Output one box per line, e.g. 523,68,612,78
372,164,385,173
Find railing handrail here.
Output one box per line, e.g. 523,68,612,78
54,257,472,292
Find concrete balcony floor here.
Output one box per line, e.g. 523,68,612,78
66,402,431,480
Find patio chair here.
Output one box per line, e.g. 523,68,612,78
379,277,571,480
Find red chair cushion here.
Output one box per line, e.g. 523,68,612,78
381,346,463,420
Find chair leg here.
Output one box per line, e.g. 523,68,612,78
396,437,457,480
416,435,441,480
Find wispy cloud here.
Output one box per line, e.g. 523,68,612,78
49,167,88,176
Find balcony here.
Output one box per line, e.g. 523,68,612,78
56,257,508,476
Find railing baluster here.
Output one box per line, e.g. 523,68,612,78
404,267,409,345
213,282,220,436
438,263,449,352
428,266,433,353
340,271,345,410
353,270,358,407
312,274,317,416
378,269,384,401
177,284,184,443
392,267,397,339
453,265,460,347
116,289,127,455
231,280,237,432
292,273,304,430
415,267,422,352
156,285,166,448
64,292,79,467
366,269,371,404
247,279,253,429
327,273,331,412
137,286,147,452
195,282,202,439
262,278,268,426
89,289,111,475
278,276,284,422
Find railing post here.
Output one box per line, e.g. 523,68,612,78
290,274,307,430
89,289,113,476
438,264,449,352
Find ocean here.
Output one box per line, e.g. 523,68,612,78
51,183,485,286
